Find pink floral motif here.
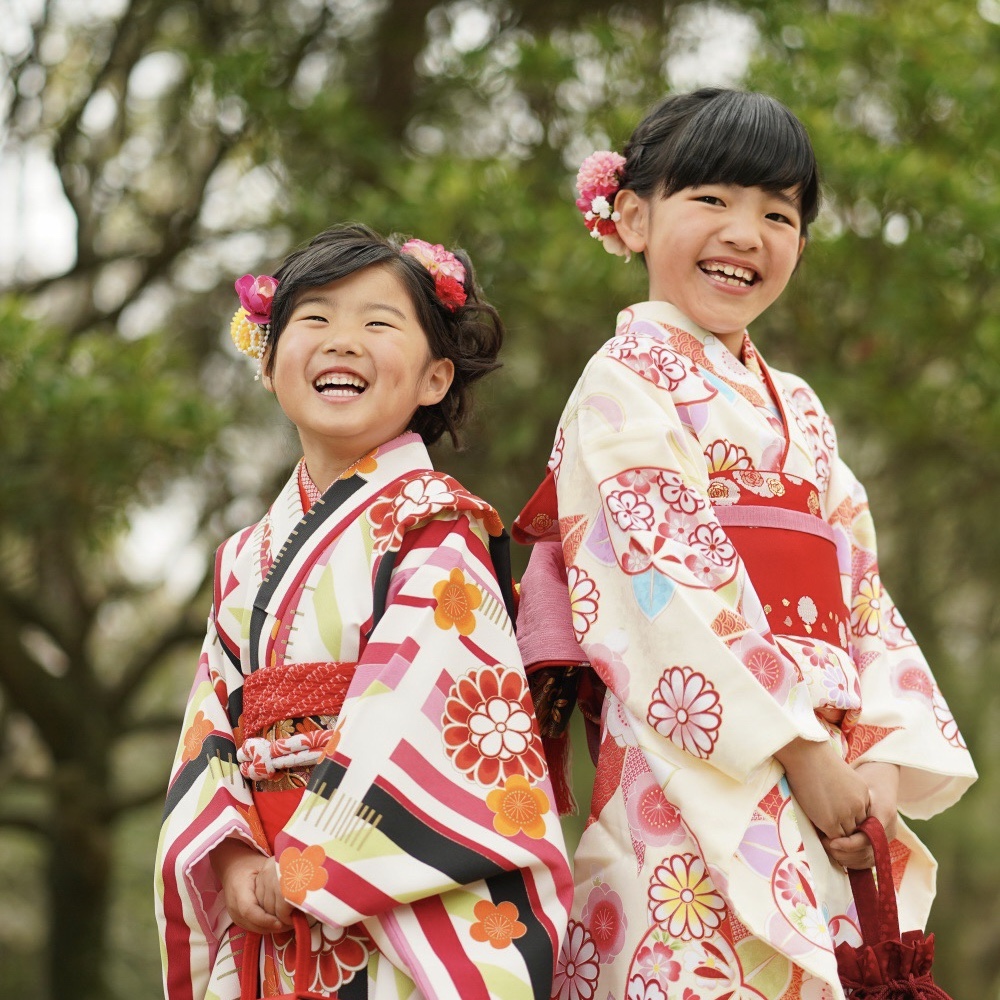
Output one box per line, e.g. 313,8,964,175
552,919,600,1000
442,665,547,786
400,238,468,310
774,858,814,908
581,882,627,963
616,467,658,495
689,523,736,567
607,489,654,531
648,854,727,937
743,645,785,694
575,150,629,257
567,565,600,642
658,472,705,514
606,333,640,359
647,666,722,759
627,974,668,1000
234,273,277,324
588,631,630,697
704,440,752,472
634,940,681,982
683,553,717,588
625,771,686,847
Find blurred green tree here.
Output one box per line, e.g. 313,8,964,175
0,0,996,996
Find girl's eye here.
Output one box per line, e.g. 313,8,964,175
766,212,796,226
697,195,724,206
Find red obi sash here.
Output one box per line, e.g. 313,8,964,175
709,470,849,651
241,660,355,739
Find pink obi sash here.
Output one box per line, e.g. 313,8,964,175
709,470,849,651
238,661,355,780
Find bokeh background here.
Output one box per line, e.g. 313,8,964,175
1,0,997,996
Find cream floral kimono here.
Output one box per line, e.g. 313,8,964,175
516,301,975,1000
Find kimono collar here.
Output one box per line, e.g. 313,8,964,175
617,299,759,368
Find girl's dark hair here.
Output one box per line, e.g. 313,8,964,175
265,223,504,448
622,88,820,233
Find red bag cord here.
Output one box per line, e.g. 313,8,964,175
239,910,323,1000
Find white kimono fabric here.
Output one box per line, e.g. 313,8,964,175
521,301,975,1000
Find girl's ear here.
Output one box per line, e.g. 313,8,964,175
614,189,649,254
419,357,454,407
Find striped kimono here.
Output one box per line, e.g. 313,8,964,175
515,301,976,1000
155,432,572,1000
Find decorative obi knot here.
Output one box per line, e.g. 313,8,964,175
709,470,850,651
237,660,355,779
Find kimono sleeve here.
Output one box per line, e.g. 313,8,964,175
154,544,265,1000
274,509,572,998
820,421,977,818
554,351,828,785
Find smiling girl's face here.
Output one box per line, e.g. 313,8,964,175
615,182,806,355
263,263,454,488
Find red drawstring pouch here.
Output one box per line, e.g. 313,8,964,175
835,816,954,998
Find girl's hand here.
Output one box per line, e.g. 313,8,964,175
822,761,901,870
255,859,295,928
775,738,871,840
210,838,287,935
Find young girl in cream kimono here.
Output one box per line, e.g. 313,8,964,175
514,89,975,1000
156,224,571,999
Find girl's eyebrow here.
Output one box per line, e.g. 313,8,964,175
360,301,408,321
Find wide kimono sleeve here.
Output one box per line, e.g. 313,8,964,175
154,536,265,1000
791,378,977,817
274,509,572,999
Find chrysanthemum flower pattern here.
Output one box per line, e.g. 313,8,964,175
442,665,547,786
647,667,722,759
648,854,726,938
552,920,601,1000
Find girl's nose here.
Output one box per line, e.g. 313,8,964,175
322,326,361,354
721,212,762,252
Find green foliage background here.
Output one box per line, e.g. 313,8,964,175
0,0,997,996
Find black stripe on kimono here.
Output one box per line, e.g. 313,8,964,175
248,474,367,672
162,733,238,820
305,757,554,991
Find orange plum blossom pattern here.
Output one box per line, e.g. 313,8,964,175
279,844,329,904
181,711,214,763
486,774,550,838
470,899,527,949
433,568,482,635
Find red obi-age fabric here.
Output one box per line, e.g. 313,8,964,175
708,469,850,652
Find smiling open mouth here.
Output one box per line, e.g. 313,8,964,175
700,261,759,287
314,373,368,396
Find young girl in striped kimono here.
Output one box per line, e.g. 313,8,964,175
156,224,571,1000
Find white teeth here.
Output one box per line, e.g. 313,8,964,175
313,372,368,393
702,261,756,285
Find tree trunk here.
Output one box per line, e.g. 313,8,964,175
46,761,112,1000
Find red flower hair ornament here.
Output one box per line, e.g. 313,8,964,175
575,150,630,260
230,273,278,378
400,238,468,311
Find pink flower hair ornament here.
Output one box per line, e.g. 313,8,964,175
400,238,468,311
575,150,631,260
230,273,278,375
